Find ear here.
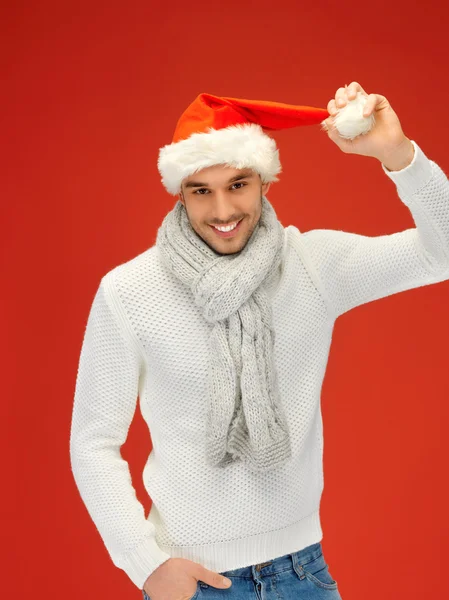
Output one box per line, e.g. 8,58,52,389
178,189,185,206
262,181,271,195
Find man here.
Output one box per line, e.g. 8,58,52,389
70,83,449,600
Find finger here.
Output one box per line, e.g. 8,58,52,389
327,98,338,115
363,93,386,116
335,87,347,107
320,117,330,133
346,81,368,99
336,84,357,107
320,116,337,135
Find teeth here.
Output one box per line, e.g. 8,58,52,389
214,220,239,232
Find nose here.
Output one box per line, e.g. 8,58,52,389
211,191,238,223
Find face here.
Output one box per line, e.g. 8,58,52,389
179,165,271,255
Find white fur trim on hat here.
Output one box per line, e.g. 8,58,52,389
157,122,282,196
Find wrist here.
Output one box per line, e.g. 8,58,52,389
380,138,415,172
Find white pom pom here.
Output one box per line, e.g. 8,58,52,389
331,91,376,140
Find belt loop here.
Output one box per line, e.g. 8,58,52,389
291,553,306,580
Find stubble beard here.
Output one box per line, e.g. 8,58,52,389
188,193,263,257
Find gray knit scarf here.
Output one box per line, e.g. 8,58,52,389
155,194,292,472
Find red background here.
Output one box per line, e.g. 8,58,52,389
3,1,449,599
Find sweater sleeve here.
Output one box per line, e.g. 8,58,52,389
298,139,449,319
69,272,171,589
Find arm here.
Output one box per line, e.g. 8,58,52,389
298,140,449,320
69,272,171,589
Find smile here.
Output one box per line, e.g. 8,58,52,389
209,218,243,238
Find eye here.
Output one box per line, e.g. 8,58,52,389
192,182,246,195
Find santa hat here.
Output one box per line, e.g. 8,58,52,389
157,93,330,196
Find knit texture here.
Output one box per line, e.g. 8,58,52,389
70,140,449,590
156,195,291,472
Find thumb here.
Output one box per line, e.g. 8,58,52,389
198,566,232,589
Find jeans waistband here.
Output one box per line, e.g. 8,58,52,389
219,542,323,578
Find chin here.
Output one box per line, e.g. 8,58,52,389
215,246,243,256
214,236,249,255
202,234,245,256
193,222,250,255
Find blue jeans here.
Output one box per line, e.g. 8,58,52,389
143,542,342,600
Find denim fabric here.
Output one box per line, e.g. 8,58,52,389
142,542,342,600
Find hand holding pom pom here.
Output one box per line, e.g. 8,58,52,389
321,81,414,168
329,90,375,139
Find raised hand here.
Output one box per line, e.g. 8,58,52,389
322,81,414,170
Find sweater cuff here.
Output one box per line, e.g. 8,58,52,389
381,140,433,199
115,536,172,589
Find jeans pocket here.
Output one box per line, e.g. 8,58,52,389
143,582,200,600
292,552,339,591
190,582,201,600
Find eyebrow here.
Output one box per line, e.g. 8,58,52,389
184,171,254,189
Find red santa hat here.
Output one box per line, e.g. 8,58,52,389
157,93,330,196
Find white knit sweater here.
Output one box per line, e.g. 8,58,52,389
70,140,449,590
